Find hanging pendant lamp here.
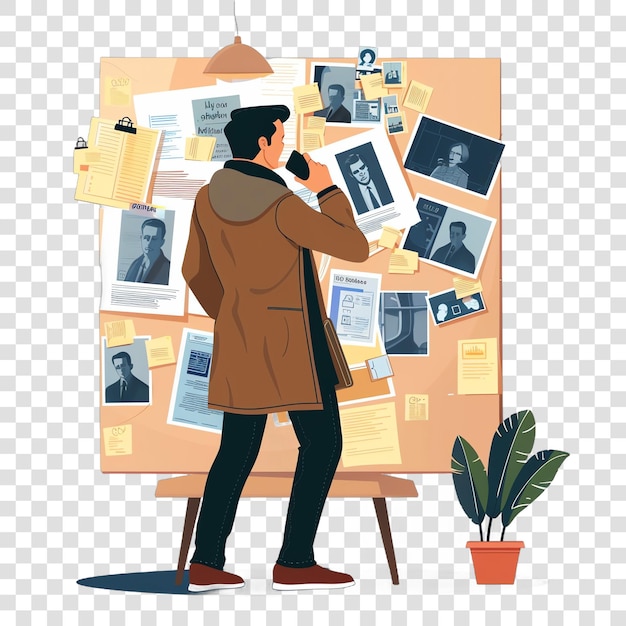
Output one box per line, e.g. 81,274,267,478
203,2,273,76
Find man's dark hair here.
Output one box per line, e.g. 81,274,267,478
224,105,290,159
328,83,345,98
141,218,166,239
344,153,367,172
112,351,132,366
449,221,467,235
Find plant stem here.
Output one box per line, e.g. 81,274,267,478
500,525,506,541
486,517,493,541
479,523,484,542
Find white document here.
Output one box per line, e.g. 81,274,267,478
304,126,419,242
327,269,382,347
167,328,223,432
100,197,194,317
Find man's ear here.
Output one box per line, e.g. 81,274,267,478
258,136,268,151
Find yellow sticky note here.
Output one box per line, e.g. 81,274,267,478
306,116,326,130
458,338,499,395
103,425,132,456
405,394,428,421
73,148,101,174
342,328,384,366
453,277,483,299
359,73,388,100
145,336,176,368
388,249,419,274
293,84,324,114
302,129,323,151
104,76,132,106
105,319,136,348
339,402,402,468
379,225,402,249
402,80,434,113
185,136,217,161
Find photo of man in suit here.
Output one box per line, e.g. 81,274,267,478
124,218,171,285
342,152,393,214
105,351,149,403
431,221,476,274
314,83,352,123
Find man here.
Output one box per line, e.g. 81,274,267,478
430,142,470,189
105,351,149,403
431,221,476,274
124,218,171,285
344,153,391,214
182,104,368,593
314,83,352,123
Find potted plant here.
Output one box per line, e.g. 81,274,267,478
451,409,569,584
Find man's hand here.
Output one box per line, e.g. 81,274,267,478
296,153,334,194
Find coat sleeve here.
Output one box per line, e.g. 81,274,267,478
182,200,224,319
275,188,369,262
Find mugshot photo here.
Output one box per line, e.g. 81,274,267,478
116,209,175,286
312,64,361,124
403,115,505,198
335,141,394,215
378,291,429,356
428,288,486,326
401,195,496,278
102,336,151,405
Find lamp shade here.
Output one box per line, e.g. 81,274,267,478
204,36,273,75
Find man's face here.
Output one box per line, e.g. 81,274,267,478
113,357,132,381
449,225,466,249
141,225,165,256
350,159,370,185
449,145,463,166
328,88,343,109
263,119,285,170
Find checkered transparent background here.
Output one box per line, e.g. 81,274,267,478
1,1,624,624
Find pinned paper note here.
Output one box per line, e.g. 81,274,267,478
339,402,402,467
388,249,419,274
359,72,388,100
379,225,402,249
403,80,434,113
302,129,324,151
73,148,101,174
185,136,217,161
306,116,326,131
103,425,132,456
145,336,176,368
458,338,499,395
293,84,324,114
453,277,483,299
104,76,132,106
405,394,428,421
105,320,137,348
366,355,394,381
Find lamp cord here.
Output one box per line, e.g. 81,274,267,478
234,0,239,36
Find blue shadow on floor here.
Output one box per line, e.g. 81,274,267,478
77,569,194,594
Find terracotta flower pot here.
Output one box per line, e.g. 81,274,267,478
466,541,525,584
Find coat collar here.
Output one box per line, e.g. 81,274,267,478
224,160,287,188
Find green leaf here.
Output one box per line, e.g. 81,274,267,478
451,436,488,525
486,409,536,518
501,449,569,527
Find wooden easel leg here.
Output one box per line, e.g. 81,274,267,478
175,497,201,585
372,497,399,585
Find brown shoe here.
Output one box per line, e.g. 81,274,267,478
188,563,245,592
272,564,355,590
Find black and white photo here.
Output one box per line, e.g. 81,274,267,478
378,292,429,356
403,115,505,198
102,336,152,405
428,288,486,326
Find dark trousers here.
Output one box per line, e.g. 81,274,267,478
190,383,343,570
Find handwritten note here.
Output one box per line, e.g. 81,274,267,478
293,84,324,114
103,425,132,456
403,80,433,113
145,336,176,368
388,249,419,274
192,95,241,161
104,319,136,348
359,73,388,100
185,136,217,161
405,394,429,421
103,76,132,106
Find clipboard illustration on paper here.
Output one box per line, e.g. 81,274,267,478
74,117,162,209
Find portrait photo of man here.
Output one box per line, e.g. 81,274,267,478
314,83,352,123
104,349,150,404
124,217,171,285
430,221,476,274
336,143,394,215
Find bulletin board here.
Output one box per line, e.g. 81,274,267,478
96,57,502,474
